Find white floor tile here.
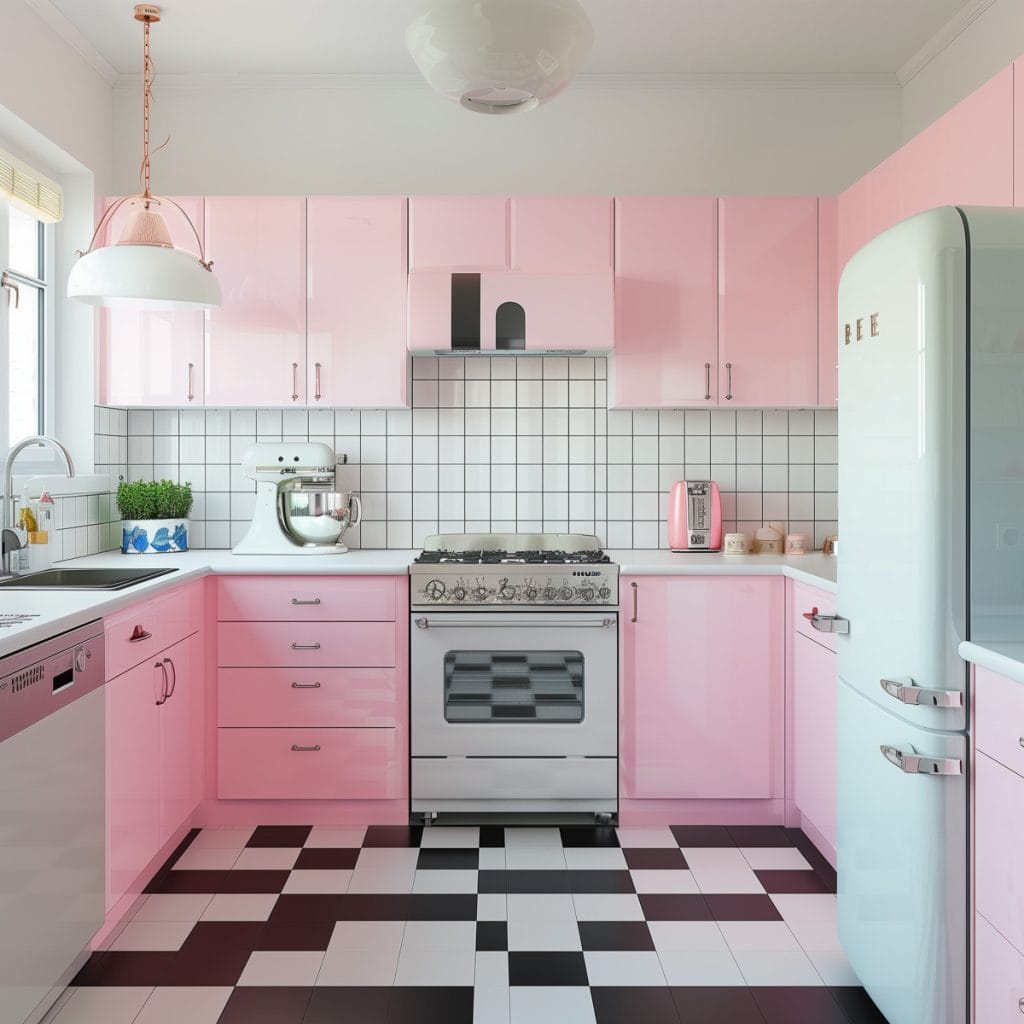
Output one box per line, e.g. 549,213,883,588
476,951,510,988
478,893,509,921
420,826,481,848
171,847,240,871
354,847,421,869
739,847,812,870
232,847,300,870
305,826,366,848
806,948,862,985
199,893,277,922
474,986,511,1024
394,948,476,986
316,945,400,986
718,921,800,952
238,950,324,986
770,893,839,923
281,869,353,894
479,848,507,870
504,847,567,870
630,870,699,894
52,987,154,1024
786,916,843,951
132,894,213,922
507,893,575,922
572,894,644,921
562,848,627,870
134,987,232,1024
328,920,405,952
412,869,479,893
347,867,416,894
680,848,750,870
402,920,477,951
507,919,582,952
647,921,727,952
108,920,194,952
616,827,678,848
584,951,666,986
732,949,823,986
509,986,596,1024
503,828,563,850
657,950,746,986
187,828,253,850
690,867,765,894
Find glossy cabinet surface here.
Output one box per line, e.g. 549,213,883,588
217,621,396,668
976,911,1024,1023
158,634,203,848
510,196,613,271
217,575,399,622
837,150,901,272
307,196,409,408
409,196,509,270
620,575,782,799
612,196,718,407
818,195,839,406
975,665,1024,777
1017,60,1024,206
717,196,819,407
204,196,307,406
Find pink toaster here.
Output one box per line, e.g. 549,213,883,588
668,480,723,551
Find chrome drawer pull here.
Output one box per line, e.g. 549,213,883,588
291,743,321,752
291,681,322,689
291,642,321,650
880,677,962,709
129,625,152,643
803,610,849,634
880,744,962,776
291,598,321,606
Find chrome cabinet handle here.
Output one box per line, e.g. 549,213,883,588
1,271,19,309
129,625,152,643
803,610,849,634
314,362,322,402
163,657,177,698
880,677,962,709
291,681,322,689
155,661,168,705
290,598,321,606
880,744,962,776
187,362,195,402
631,581,638,623
413,616,615,630
291,642,321,650
291,744,321,752
704,363,711,401
725,362,733,401
291,362,299,402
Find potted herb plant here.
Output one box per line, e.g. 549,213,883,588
117,479,193,554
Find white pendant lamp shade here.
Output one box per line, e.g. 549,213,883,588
406,0,594,114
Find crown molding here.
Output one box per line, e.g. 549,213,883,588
113,70,900,93
20,0,118,86
896,0,998,85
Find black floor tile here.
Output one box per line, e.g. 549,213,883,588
145,869,228,894
703,894,782,921
256,921,336,951
303,987,392,1024
669,826,735,847
578,921,655,951
560,826,621,847
293,847,360,870
268,895,352,922
363,825,423,848
218,986,313,1024
829,986,890,1024
334,895,414,920
728,826,794,848
593,986,681,1024
406,894,478,920
754,868,832,894
751,987,848,1024
508,951,589,986
417,848,480,870
387,986,473,1024
479,826,505,847
477,870,508,893
786,828,839,893
671,986,766,1024
165,947,253,986
213,869,291,894
504,870,574,893
246,825,312,848
624,848,689,870
567,870,636,893
159,827,201,870
476,920,508,951
72,952,176,987
638,894,712,921
179,921,264,955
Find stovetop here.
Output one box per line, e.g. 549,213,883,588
415,549,612,566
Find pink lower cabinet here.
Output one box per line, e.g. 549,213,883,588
619,575,784,818
976,912,1024,1023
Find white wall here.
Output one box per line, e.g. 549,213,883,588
901,0,1024,141
111,77,901,197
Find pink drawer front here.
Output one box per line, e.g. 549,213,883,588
976,911,1024,1023
217,576,398,623
792,580,838,653
975,665,1024,774
218,667,398,727
217,621,396,668
217,727,400,799
105,582,203,680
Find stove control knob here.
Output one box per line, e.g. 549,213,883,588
597,585,611,600
578,586,596,602
524,586,538,601
452,586,467,602
473,586,489,601
499,584,517,601
542,586,558,602
424,579,446,601
559,586,574,601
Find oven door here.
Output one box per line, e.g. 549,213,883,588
410,611,618,757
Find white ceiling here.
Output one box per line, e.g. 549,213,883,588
44,0,971,79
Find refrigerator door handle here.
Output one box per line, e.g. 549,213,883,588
880,677,964,708
880,744,963,776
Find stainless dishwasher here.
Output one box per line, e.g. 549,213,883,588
0,622,105,1024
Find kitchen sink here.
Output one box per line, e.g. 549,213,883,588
0,567,180,590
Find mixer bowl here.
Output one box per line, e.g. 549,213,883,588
280,490,361,547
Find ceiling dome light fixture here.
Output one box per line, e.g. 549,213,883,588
67,4,220,310
405,0,594,115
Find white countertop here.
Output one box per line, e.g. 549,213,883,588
959,640,1024,686
0,546,837,659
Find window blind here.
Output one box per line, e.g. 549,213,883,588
0,147,62,223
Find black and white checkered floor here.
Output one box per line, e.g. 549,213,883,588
50,824,888,1024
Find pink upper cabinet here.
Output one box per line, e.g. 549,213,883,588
204,196,306,406
409,196,509,270
612,196,718,408
307,196,409,408
718,196,818,407
837,150,902,272
510,197,613,272
901,65,1013,220
818,195,839,406
99,197,206,407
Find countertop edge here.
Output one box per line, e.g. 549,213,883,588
959,641,1024,685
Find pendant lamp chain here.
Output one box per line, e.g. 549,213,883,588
142,9,153,197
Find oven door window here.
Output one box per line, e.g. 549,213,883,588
443,650,584,723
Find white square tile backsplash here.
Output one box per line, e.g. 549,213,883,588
94,356,839,552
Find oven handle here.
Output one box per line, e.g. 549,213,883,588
413,616,616,630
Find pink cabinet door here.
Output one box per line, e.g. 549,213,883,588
792,631,837,849
409,196,509,270
217,621,397,668
158,634,201,847
620,575,783,799
307,196,409,408
974,665,1024,774
99,196,205,407
836,152,902,273
717,196,818,407
510,196,613,271
976,912,1024,1023
612,196,718,408
204,196,306,405
818,195,839,406
106,659,163,911
1017,61,1024,206
217,575,398,623
901,65,1013,220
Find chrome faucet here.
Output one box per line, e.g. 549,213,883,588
3,435,76,533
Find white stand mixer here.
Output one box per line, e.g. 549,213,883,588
233,442,360,555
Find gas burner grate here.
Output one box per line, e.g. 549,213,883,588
0,613,42,628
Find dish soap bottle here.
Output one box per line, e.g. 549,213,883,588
28,491,54,570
